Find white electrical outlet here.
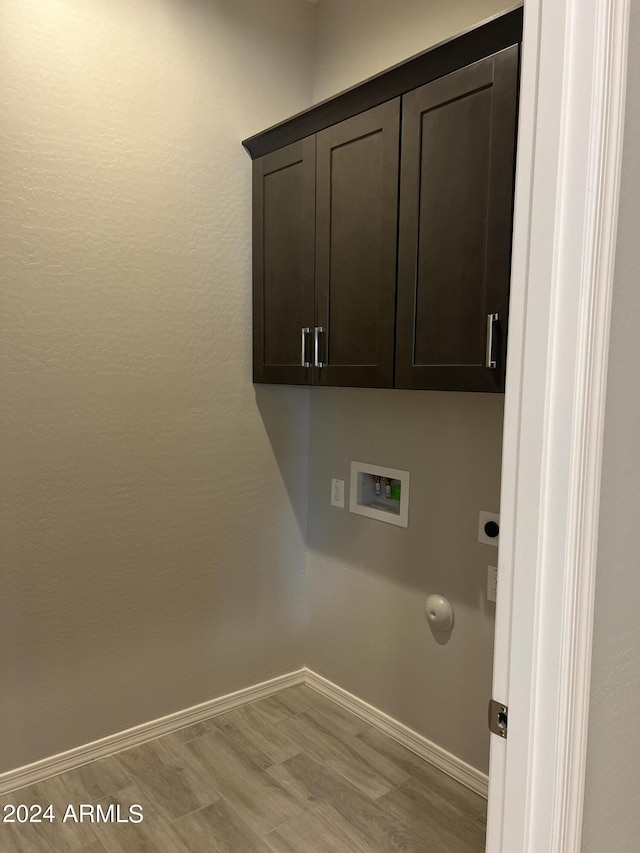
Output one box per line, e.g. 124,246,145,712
331,478,345,508
487,565,498,603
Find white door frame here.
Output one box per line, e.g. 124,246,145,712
488,0,630,850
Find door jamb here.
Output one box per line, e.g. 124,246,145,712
487,0,630,850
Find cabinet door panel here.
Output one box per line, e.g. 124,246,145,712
253,138,315,384
315,100,400,388
395,46,519,392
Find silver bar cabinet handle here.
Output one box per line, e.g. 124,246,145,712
486,313,499,369
314,326,325,368
301,327,311,368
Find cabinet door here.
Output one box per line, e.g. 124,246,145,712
314,100,400,388
395,46,519,392
253,137,315,384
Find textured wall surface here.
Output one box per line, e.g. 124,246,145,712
0,0,313,773
307,390,504,773
308,0,511,774
1,0,514,779
312,0,511,103
582,2,640,847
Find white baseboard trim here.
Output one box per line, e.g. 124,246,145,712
303,668,489,798
1,666,487,800
0,669,305,795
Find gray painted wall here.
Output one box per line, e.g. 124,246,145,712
2,0,517,783
307,0,511,776
307,390,504,772
582,1,640,847
312,0,513,104
0,0,313,773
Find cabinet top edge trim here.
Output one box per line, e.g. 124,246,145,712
242,5,522,160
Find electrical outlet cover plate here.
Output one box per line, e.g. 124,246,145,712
478,510,500,546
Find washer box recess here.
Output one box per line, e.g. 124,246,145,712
349,461,410,528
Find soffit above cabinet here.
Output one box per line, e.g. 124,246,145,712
241,5,523,160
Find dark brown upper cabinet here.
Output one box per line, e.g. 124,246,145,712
314,100,400,388
252,137,315,385
252,102,400,388
244,8,522,393
395,46,519,392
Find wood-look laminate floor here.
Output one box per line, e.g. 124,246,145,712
0,685,487,853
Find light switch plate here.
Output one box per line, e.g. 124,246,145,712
478,510,500,546
331,478,345,508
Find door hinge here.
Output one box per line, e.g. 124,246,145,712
488,699,508,738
